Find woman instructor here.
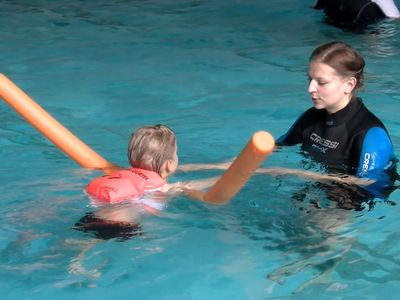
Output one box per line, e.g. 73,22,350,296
277,41,398,200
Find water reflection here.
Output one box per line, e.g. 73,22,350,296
244,176,400,293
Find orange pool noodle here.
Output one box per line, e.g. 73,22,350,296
0,73,114,169
202,131,275,204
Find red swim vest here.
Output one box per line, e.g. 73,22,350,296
85,168,166,204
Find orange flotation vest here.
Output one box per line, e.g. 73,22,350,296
86,168,166,204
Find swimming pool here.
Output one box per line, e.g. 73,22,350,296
1,0,400,299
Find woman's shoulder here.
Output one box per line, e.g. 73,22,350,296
348,98,389,136
358,98,386,125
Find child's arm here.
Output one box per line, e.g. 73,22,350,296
177,160,233,172
169,176,220,194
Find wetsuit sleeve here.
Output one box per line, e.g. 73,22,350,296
356,127,394,178
373,0,400,17
356,127,397,198
276,113,305,146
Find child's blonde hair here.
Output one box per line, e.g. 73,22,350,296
127,124,177,175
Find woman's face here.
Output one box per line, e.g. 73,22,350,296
308,61,355,114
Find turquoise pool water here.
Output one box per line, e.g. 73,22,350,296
1,0,400,299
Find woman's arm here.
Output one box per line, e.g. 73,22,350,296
355,127,395,179
256,167,375,186
353,127,398,197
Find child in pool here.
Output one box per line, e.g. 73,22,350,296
74,124,218,240
86,124,180,205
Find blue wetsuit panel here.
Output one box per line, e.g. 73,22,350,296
357,127,393,178
357,127,397,198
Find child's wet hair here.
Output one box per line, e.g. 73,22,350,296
127,124,176,175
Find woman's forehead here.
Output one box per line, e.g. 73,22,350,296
308,61,338,77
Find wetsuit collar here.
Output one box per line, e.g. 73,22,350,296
324,97,362,127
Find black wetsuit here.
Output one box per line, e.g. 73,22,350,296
277,97,398,201
314,0,386,28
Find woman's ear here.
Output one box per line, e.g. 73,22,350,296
344,77,357,94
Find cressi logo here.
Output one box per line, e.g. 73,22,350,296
362,153,371,174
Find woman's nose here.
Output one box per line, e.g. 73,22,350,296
308,80,317,93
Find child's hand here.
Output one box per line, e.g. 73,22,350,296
101,164,124,175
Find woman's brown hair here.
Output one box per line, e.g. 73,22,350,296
310,41,365,90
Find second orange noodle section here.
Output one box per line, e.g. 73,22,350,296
204,131,275,204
